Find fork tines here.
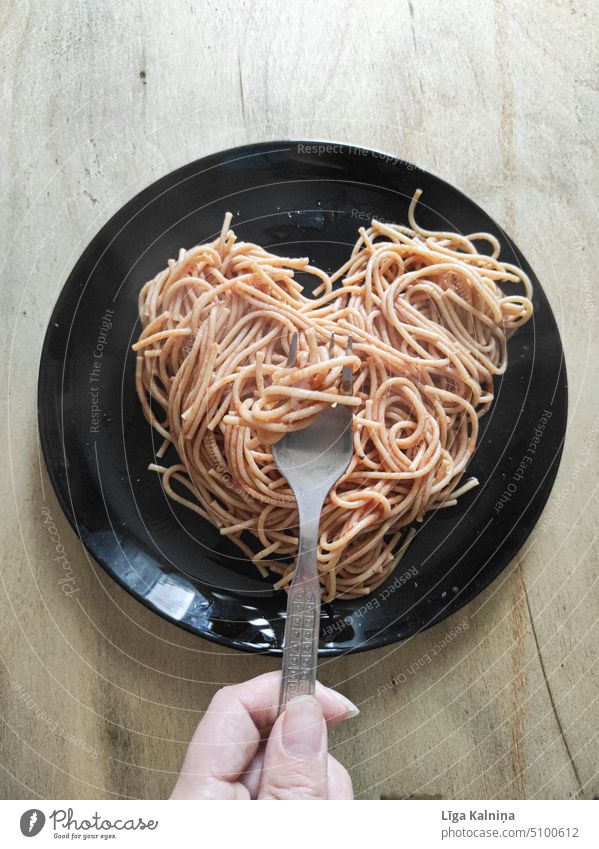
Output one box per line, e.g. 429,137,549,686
286,331,299,367
339,334,353,396
285,330,353,396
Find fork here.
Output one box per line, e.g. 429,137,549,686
272,331,355,713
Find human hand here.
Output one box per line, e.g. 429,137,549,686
170,671,357,799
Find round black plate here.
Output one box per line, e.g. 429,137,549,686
38,141,567,655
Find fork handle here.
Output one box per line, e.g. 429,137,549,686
279,511,322,714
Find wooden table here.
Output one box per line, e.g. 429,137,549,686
1,0,597,800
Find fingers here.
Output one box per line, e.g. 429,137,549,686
171,672,358,800
222,671,359,731
239,744,265,799
171,681,258,799
327,755,354,799
239,749,354,800
258,696,328,800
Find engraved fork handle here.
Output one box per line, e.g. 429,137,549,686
279,502,322,714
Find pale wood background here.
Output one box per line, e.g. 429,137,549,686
1,0,597,800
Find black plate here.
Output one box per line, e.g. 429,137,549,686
38,141,567,655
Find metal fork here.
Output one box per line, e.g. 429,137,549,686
273,331,355,713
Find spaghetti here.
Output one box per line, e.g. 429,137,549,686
133,191,533,600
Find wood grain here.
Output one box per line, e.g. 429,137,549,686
1,0,597,799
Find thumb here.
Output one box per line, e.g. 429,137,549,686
258,696,328,800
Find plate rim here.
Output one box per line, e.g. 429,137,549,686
37,138,569,656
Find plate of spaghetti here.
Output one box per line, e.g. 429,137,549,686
38,141,567,654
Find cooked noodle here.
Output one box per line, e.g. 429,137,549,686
133,191,533,601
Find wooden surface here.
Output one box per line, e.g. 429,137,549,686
1,0,597,800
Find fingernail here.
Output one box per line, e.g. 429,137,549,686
282,696,324,759
334,692,360,720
